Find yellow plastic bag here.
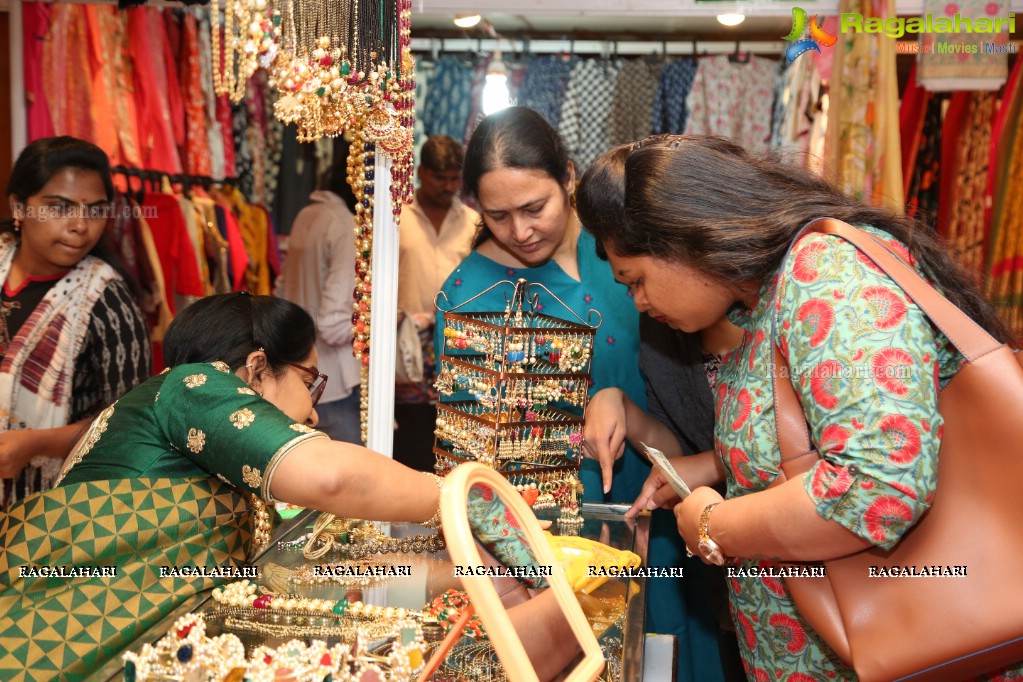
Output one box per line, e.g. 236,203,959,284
543,531,642,595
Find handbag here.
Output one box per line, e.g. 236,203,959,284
769,219,1023,682
395,311,425,384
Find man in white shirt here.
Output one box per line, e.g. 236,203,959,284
395,135,479,470
276,165,362,443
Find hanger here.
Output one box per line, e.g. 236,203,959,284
728,40,751,63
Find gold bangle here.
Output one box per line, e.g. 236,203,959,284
419,473,444,529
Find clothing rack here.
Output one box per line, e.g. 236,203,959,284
410,37,786,57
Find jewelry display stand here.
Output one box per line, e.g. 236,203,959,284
434,279,600,523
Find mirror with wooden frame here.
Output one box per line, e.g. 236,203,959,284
437,462,605,682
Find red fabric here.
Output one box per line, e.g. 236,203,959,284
216,93,237,178
179,13,213,176
125,8,182,174
141,193,204,313
217,203,250,291
161,11,186,151
935,93,969,239
898,62,928,199
22,3,54,141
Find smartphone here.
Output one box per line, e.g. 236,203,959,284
639,442,692,500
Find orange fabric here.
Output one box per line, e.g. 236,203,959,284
43,5,93,141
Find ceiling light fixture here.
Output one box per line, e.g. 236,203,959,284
716,13,746,26
482,51,510,115
453,14,482,28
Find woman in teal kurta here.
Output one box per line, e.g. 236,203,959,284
434,107,726,682
436,228,649,501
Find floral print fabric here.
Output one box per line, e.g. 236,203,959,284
715,226,965,678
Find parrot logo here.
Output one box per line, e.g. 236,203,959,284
783,8,839,62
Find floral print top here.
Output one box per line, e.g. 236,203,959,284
715,226,967,678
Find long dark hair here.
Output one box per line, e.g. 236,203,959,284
462,107,573,248
5,136,138,293
578,134,1012,343
163,294,317,373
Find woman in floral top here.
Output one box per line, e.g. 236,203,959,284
576,135,1021,680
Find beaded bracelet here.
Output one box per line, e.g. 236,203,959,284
423,588,487,641
419,473,444,529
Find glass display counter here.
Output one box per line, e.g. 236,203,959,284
86,503,650,682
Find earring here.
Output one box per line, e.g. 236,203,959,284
12,218,21,233
569,191,577,208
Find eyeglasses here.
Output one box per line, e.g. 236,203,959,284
284,362,329,407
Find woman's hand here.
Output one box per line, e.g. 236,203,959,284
0,430,37,479
625,451,722,517
675,486,724,562
582,388,629,494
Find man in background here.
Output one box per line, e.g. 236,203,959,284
394,134,480,470
276,163,362,443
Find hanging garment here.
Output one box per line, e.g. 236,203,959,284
193,197,233,294
918,0,1011,91
23,2,55,140
684,55,775,154
43,4,94,142
179,11,214,176
420,54,475,140
233,97,254,200
125,7,183,173
85,5,142,168
559,58,622,174
824,0,903,211
943,93,996,273
141,192,205,315
769,56,821,161
905,94,943,226
651,58,698,135
245,72,271,206
517,54,578,129
986,59,1023,334
609,58,663,146
197,9,226,180
413,57,436,163
899,62,929,198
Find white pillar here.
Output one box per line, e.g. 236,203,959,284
365,150,398,457
10,0,27,157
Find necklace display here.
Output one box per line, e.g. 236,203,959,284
122,610,427,682
434,280,599,524
208,0,417,449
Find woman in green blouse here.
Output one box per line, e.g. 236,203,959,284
0,294,582,681
0,293,443,677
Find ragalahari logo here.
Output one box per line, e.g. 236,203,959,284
783,8,839,62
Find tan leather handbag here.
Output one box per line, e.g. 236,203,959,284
770,219,1023,682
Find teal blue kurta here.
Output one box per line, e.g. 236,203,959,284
434,229,648,502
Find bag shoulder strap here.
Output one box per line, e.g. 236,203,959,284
771,219,1003,480
809,219,1000,362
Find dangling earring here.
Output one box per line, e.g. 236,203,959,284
12,218,21,233
568,191,577,208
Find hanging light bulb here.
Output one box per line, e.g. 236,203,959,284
716,13,746,26
482,52,510,115
453,14,482,28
